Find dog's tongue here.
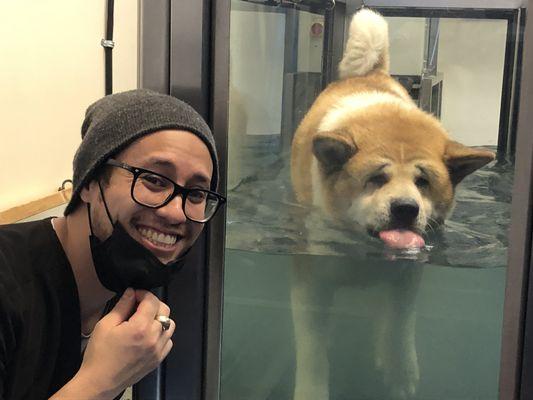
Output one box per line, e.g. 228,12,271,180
379,230,425,249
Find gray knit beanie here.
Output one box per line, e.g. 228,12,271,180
64,88,219,215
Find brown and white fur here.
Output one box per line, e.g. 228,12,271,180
290,8,494,399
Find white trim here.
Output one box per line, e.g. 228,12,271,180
362,0,525,8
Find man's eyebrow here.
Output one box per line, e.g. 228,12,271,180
144,158,175,169
188,173,210,186
143,157,211,186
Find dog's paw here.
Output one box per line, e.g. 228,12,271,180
379,346,420,399
293,385,329,400
387,371,419,400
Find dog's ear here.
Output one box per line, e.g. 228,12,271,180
444,140,495,185
312,130,357,174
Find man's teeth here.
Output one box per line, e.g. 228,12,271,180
139,227,178,246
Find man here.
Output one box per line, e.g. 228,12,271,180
0,89,225,399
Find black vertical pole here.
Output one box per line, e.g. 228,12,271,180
135,1,177,399
497,12,519,162
165,1,212,399
499,1,533,398
103,0,115,95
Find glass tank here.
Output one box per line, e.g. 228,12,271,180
220,1,524,399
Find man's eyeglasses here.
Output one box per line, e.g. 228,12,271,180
105,159,226,223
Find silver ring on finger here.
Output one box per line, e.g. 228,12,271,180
155,315,171,332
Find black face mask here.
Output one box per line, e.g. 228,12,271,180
88,183,189,294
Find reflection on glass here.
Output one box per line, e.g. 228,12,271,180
221,3,517,400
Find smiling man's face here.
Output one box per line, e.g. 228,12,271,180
84,129,213,263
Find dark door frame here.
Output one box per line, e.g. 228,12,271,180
138,1,533,399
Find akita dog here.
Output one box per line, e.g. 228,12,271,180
290,8,495,399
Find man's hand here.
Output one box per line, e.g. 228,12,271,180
51,288,175,399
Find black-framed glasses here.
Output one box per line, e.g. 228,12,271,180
105,159,226,223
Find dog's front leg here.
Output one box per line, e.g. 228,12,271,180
376,263,422,399
291,258,335,400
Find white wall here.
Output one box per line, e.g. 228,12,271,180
228,7,286,188
229,10,285,136
297,12,325,73
386,16,507,146
437,18,507,146
0,0,138,212
387,17,426,75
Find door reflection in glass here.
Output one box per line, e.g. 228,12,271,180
222,2,517,400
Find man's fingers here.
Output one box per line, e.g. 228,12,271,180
103,288,136,326
129,290,162,323
152,316,175,338
157,303,170,318
164,319,176,338
160,339,174,361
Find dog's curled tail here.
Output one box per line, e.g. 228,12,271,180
338,9,389,79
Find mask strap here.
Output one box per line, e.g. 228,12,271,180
98,181,115,227
86,203,95,235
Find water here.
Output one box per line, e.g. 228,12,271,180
221,147,513,400
226,147,512,269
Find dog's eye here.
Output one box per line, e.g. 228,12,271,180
367,174,389,188
415,177,430,188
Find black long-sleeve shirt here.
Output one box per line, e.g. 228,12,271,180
0,218,81,399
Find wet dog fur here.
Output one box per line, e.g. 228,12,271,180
289,8,494,399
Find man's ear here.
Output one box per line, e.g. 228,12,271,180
80,186,90,203
444,140,495,185
312,129,357,175
80,181,97,203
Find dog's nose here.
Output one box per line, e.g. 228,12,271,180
390,199,420,225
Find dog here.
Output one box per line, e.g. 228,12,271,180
290,8,495,399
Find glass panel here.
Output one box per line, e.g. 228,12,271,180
222,3,519,400
387,16,508,146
